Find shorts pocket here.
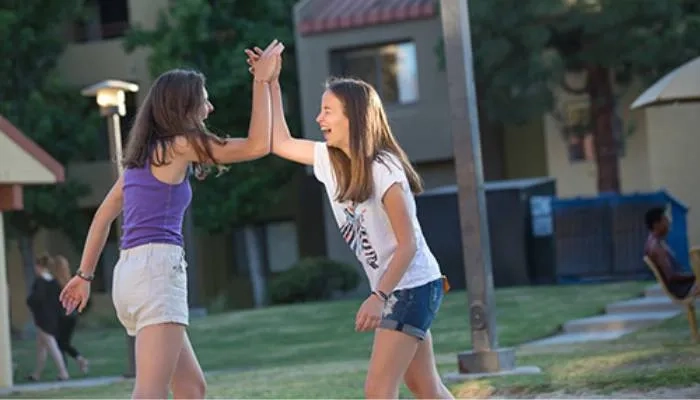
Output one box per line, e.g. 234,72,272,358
427,280,444,315
169,258,188,291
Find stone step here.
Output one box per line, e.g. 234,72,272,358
563,311,679,334
606,296,685,314
523,329,635,347
644,284,664,298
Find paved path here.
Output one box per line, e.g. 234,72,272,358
523,284,687,347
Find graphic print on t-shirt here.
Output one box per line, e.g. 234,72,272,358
339,205,379,269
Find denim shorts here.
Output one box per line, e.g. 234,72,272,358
379,278,445,340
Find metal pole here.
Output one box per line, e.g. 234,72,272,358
104,106,135,378
439,0,515,373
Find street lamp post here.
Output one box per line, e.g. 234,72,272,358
439,0,516,375
81,79,139,379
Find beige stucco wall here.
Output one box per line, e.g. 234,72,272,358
643,103,700,245
0,133,56,183
544,74,652,197
294,17,453,164
56,0,168,101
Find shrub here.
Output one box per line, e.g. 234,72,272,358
268,257,361,305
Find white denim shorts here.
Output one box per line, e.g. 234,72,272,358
112,243,189,336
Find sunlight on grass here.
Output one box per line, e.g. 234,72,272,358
8,282,652,397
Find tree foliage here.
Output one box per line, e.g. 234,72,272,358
124,0,300,232
0,0,101,247
439,0,700,192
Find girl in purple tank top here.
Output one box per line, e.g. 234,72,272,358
59,39,284,399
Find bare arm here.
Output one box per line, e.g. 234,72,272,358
77,175,124,277
176,40,285,164
374,183,417,295
174,80,272,164
650,246,694,283
270,81,316,166
214,80,272,163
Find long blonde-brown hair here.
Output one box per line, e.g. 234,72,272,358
325,78,423,203
48,255,72,288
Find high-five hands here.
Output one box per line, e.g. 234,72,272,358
245,45,282,82
252,39,284,82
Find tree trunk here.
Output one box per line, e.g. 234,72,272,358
243,226,267,308
587,65,621,193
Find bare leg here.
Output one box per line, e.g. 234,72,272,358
170,332,206,399
403,331,454,399
35,329,69,380
132,323,185,399
364,329,421,399
29,332,48,380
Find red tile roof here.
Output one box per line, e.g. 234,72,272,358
296,0,437,36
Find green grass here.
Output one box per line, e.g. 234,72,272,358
450,313,700,398
8,280,665,398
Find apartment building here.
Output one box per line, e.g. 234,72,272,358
9,0,695,331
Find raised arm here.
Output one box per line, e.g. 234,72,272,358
176,40,284,164
246,47,316,166
269,81,316,166
209,79,272,163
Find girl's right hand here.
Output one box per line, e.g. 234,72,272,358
59,276,91,315
245,46,282,82
253,39,285,82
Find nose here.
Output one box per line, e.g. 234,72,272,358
208,102,214,113
315,112,322,124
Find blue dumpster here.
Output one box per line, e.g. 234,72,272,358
551,190,690,283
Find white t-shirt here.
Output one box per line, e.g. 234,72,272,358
313,142,443,291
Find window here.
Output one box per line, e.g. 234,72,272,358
331,41,419,105
70,0,130,43
561,99,626,163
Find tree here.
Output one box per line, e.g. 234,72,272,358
547,0,700,192
439,0,700,192
124,0,301,307
0,0,101,298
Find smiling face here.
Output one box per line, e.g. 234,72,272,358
199,87,214,121
315,90,350,152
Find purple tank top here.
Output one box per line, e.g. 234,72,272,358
120,163,192,250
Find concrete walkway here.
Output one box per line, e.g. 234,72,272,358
523,284,687,347
0,365,256,396
0,375,128,396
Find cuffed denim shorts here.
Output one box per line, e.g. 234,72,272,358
379,278,444,340
111,243,188,336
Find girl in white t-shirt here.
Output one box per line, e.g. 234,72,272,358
246,49,454,400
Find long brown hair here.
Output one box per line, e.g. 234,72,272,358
122,69,225,176
325,77,423,203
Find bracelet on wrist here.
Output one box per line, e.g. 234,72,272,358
76,270,94,282
372,290,389,302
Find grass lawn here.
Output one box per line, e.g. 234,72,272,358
10,280,688,398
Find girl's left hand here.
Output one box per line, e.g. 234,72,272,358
355,294,385,332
